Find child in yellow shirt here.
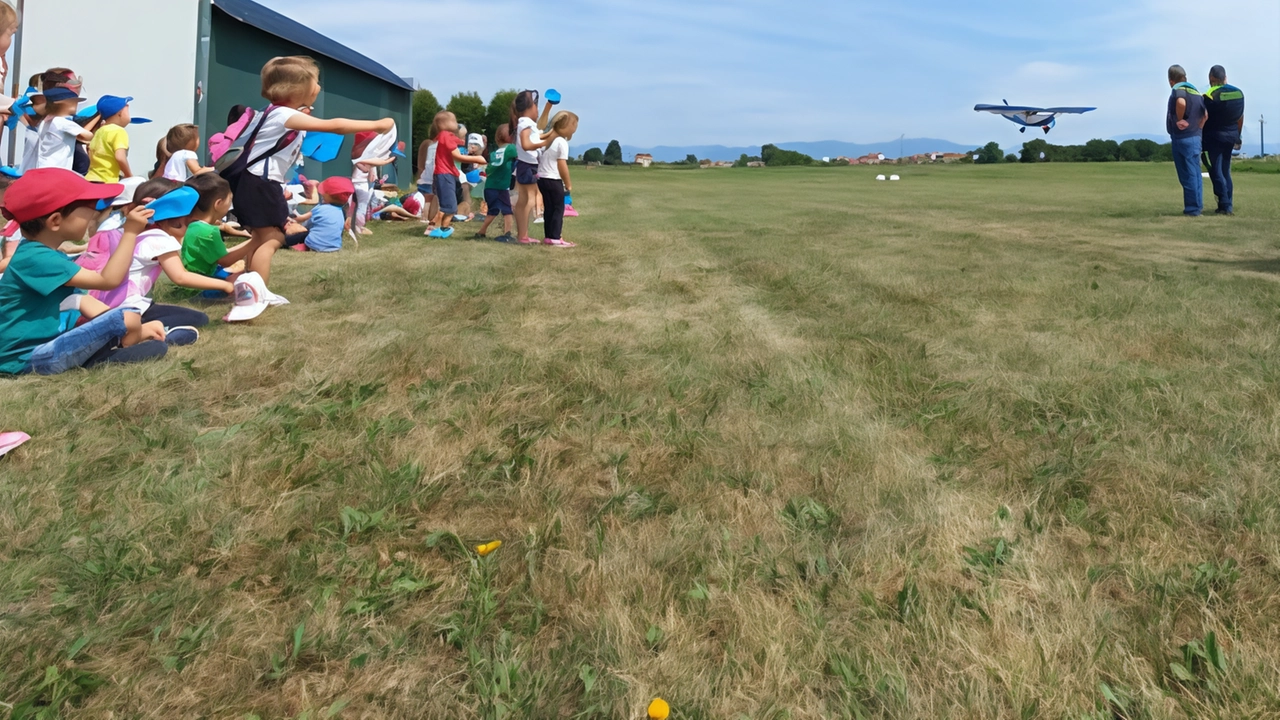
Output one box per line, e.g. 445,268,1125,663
86,95,150,182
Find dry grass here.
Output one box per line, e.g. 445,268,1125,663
3,162,1280,718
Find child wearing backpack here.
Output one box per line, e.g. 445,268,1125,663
225,56,393,284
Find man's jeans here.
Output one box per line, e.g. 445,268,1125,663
1172,136,1204,215
1204,137,1235,213
27,308,131,375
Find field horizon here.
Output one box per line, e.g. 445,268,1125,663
3,163,1280,718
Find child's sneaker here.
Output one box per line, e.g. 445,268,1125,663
472,232,487,239
439,227,455,239
494,233,517,243
453,214,469,222
533,216,545,224
164,326,200,347
543,238,576,248
517,236,539,245
564,206,580,217
427,228,444,238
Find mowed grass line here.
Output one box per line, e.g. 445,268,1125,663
1,163,1279,718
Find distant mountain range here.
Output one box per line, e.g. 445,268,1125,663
576,139,976,163
578,136,1268,162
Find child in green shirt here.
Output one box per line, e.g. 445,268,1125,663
474,123,518,242
181,173,251,293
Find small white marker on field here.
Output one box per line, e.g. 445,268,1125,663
876,175,886,181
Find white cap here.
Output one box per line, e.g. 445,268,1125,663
111,177,148,207
224,272,270,322
467,133,486,150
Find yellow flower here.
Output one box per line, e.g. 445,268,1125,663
476,540,502,556
647,698,670,719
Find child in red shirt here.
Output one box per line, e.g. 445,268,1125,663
426,112,485,239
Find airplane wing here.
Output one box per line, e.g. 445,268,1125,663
1043,107,1096,114
974,105,1046,114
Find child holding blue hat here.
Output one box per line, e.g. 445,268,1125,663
86,95,150,182
34,85,93,171
89,179,230,331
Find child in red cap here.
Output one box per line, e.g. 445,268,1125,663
286,177,352,252
0,169,175,375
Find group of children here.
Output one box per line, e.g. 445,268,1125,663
0,45,395,376
416,90,580,247
0,0,584,377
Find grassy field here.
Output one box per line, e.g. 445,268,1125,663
3,162,1280,719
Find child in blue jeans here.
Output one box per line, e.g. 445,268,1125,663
0,169,180,375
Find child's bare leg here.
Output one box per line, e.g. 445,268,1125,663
248,227,286,284
503,215,514,235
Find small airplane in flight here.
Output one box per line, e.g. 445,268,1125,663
974,101,1096,134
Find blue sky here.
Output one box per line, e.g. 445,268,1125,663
260,0,1279,149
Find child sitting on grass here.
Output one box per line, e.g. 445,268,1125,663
426,111,486,239
92,179,232,329
34,86,93,171
475,123,517,242
181,173,251,285
160,124,212,182
286,177,352,252
86,95,144,182
0,169,179,375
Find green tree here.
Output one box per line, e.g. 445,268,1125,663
485,89,518,142
1081,139,1120,162
1020,138,1049,163
1005,152,1019,162
974,141,1003,164
733,153,750,168
761,144,814,166
684,154,699,165
446,92,486,136
604,140,624,165
583,147,604,164
411,89,442,172
1119,138,1160,161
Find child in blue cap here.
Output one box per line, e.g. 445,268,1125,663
88,179,230,332
87,95,149,183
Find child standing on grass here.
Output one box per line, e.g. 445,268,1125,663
511,90,556,244
417,134,438,234
426,111,486,239
229,56,393,284
351,132,395,237
537,112,578,248
161,124,212,182
475,123,517,242
0,169,176,375
86,96,146,182
181,173,251,285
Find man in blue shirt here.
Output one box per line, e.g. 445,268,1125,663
1166,65,1208,216
1202,65,1245,215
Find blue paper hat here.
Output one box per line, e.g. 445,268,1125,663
391,141,406,158
0,166,22,179
144,186,199,222
545,88,561,105
465,169,481,184
302,132,344,162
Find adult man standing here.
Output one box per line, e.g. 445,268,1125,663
1166,65,1208,216
1203,65,1245,215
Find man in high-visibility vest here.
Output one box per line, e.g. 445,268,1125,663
1202,65,1245,215
1166,65,1208,216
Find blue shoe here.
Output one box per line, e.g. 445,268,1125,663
439,227,455,239
165,326,200,347
427,228,444,238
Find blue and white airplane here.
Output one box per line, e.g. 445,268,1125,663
974,101,1096,134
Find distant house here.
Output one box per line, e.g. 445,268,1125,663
746,161,766,168
635,153,654,168
856,153,886,165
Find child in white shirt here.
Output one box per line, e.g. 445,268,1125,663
34,87,93,171
536,112,578,248
161,124,212,181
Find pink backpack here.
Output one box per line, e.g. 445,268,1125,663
208,107,256,163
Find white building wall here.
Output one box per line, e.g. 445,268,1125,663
15,0,199,174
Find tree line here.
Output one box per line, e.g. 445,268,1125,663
972,138,1177,164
